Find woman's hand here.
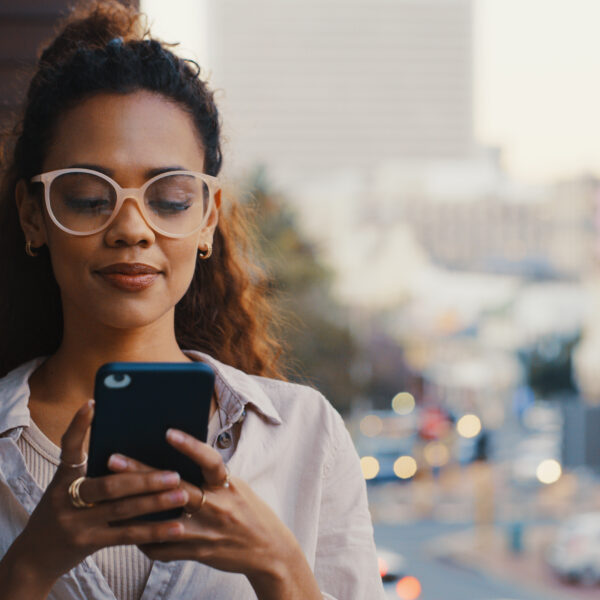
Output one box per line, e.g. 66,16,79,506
7,401,188,589
108,429,322,600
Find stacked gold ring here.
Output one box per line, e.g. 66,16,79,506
68,476,95,508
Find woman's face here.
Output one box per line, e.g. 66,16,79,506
18,90,218,331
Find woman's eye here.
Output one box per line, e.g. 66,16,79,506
65,197,112,212
149,199,192,214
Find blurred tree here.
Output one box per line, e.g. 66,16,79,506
244,168,360,413
361,329,410,410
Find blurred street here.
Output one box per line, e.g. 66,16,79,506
369,468,600,600
373,520,596,600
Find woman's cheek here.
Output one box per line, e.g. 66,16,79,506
172,249,200,299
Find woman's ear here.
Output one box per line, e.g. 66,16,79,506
214,188,222,211
15,180,47,247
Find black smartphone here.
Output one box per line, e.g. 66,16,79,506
87,361,215,521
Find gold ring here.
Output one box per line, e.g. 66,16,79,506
68,476,94,508
183,488,206,518
60,452,88,469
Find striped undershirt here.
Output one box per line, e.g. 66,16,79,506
16,407,225,600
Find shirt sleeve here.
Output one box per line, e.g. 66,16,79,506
314,411,386,600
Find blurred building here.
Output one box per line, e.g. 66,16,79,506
0,0,138,130
373,163,597,279
209,0,474,175
0,1,66,129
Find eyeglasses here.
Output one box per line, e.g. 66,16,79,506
30,168,220,238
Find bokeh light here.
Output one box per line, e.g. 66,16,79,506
378,556,388,577
396,575,422,599
360,456,380,480
423,442,450,467
393,455,418,479
360,414,383,437
456,414,482,439
392,392,416,415
536,459,562,484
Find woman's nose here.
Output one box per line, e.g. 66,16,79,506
103,197,155,247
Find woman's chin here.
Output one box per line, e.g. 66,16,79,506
80,302,174,333
107,311,171,331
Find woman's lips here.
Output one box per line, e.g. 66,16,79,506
95,263,161,292
97,272,160,291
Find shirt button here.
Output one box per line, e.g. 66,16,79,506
216,431,233,449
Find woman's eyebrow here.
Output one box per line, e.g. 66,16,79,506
67,163,112,175
144,166,188,178
65,164,189,178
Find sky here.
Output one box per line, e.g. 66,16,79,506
142,0,600,186
475,0,600,184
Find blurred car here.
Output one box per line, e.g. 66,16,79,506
521,402,562,433
546,513,600,585
377,548,406,583
354,410,418,483
510,434,561,486
456,429,490,465
377,547,420,599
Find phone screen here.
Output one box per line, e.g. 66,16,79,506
87,361,214,520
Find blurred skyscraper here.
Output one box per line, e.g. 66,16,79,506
209,0,474,175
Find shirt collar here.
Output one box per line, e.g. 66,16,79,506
0,353,282,436
0,357,44,436
184,351,282,426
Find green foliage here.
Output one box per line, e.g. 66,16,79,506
245,168,359,413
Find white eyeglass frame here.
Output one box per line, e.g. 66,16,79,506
30,167,220,239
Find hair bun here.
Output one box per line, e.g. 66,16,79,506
39,1,146,66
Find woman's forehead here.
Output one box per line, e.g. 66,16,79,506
44,90,206,175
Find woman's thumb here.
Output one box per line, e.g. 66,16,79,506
57,399,94,475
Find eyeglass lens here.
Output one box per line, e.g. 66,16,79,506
49,172,210,235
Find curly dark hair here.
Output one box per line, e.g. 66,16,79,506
0,0,285,378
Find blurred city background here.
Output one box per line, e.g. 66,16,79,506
3,1,600,598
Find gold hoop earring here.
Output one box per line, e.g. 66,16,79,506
198,243,212,260
25,241,38,257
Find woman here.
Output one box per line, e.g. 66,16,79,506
0,2,383,599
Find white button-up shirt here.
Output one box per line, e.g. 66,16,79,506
0,352,385,599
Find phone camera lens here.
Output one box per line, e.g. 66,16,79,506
104,373,132,389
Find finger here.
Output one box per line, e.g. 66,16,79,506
93,487,189,524
138,540,209,563
108,453,213,513
58,400,94,472
106,453,209,512
166,429,227,487
107,453,155,473
79,470,183,505
95,519,185,548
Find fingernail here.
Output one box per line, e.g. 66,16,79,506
160,472,180,485
166,429,184,443
168,489,186,503
168,523,182,537
108,454,128,469
82,399,95,414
